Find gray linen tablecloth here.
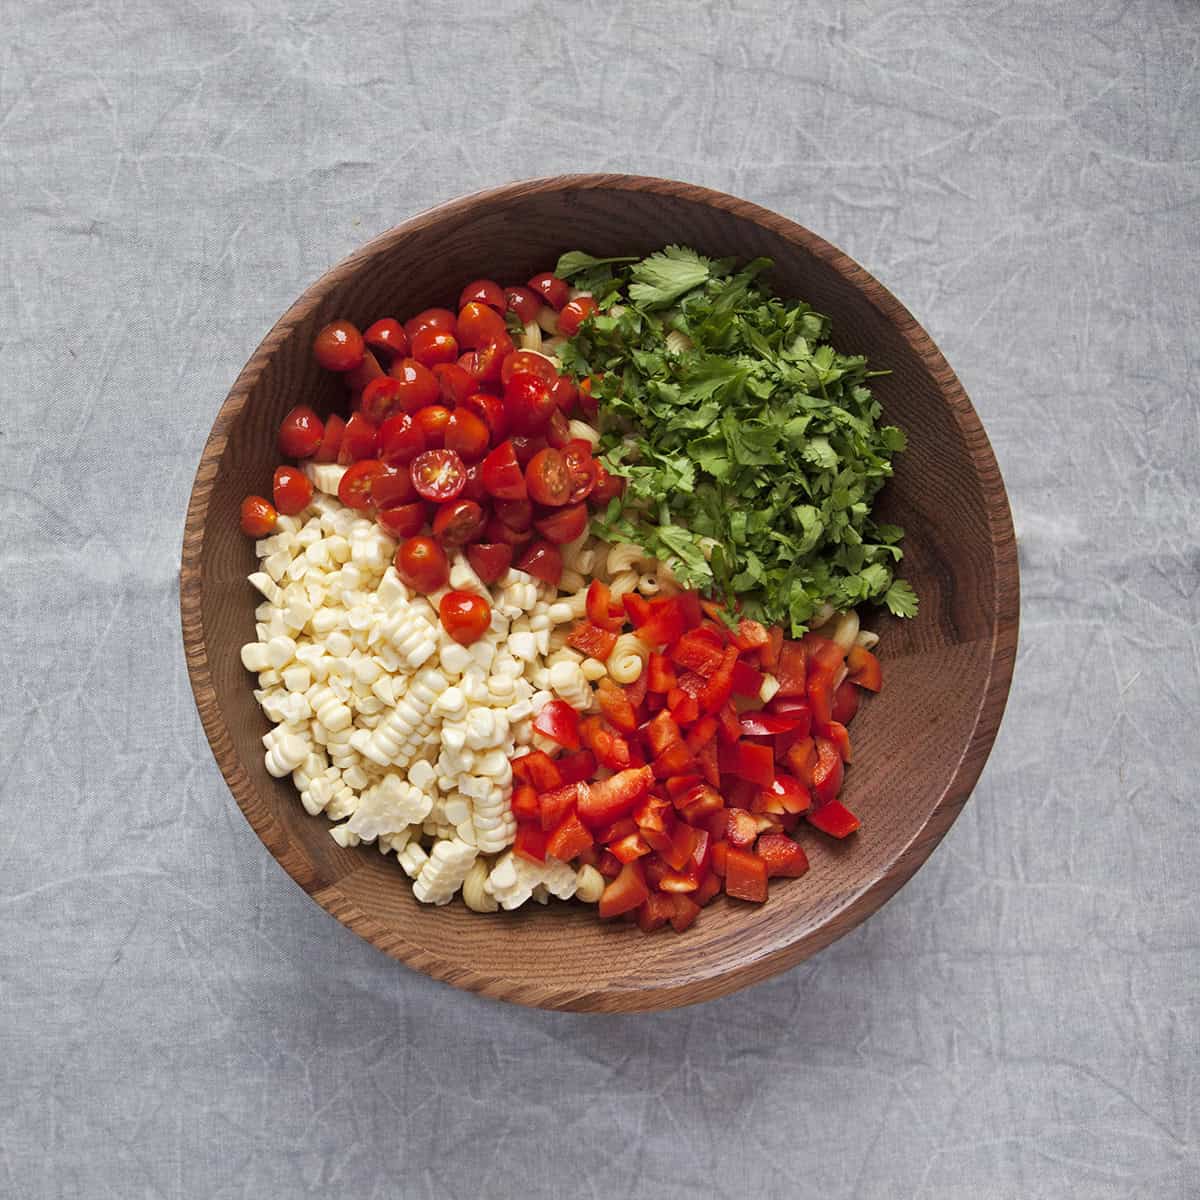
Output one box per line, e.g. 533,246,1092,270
4,1,1197,1196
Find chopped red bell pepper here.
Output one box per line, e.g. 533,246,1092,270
579,717,633,770
598,859,649,918
669,893,701,931
847,643,882,691
585,579,625,631
696,738,720,787
624,669,648,710
775,639,807,697
596,817,639,844
805,798,861,838
633,794,672,832
567,620,619,661
832,679,860,725
596,677,638,733
769,699,812,753
546,811,594,862
719,741,775,788
596,849,622,878
659,821,700,871
635,891,676,932
724,807,759,849
693,873,723,906
731,658,764,697
804,633,846,728
810,736,845,805
621,592,653,627
677,783,724,822
644,710,684,756
646,652,676,693
577,765,654,828
689,827,712,873
710,841,729,877
556,749,597,784
700,646,739,715
532,698,581,749
666,689,700,726
755,833,810,878
675,669,705,699
658,870,700,893
825,720,853,763
514,822,548,863
784,736,817,784
671,628,726,676
684,715,718,754
652,742,694,780
635,596,687,647
716,702,742,744
677,590,703,629
760,625,784,673
642,854,671,890
512,750,562,791
510,784,539,822
761,773,812,814
739,711,805,736
730,618,769,652
610,831,653,863
538,781,581,831
664,773,703,800
724,846,768,902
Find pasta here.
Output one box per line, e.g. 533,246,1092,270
566,419,601,447
608,569,639,598
461,856,498,913
636,573,660,596
607,633,650,685
560,588,590,619
828,610,860,652
605,542,646,575
855,629,880,650
518,321,542,351
558,567,587,594
536,306,559,336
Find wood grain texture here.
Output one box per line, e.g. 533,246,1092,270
180,175,1019,1012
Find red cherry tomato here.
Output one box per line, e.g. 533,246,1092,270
501,349,557,387
456,301,509,350
459,279,506,312
378,412,426,465
505,371,557,435
516,539,563,586
460,392,508,442
360,376,405,423
510,435,546,469
240,495,277,537
484,513,532,546
459,335,512,386
344,348,384,397
410,328,459,368
557,296,598,336
404,307,457,343
495,498,533,531
377,502,426,539
410,449,467,503
444,409,490,463
363,317,408,361
312,413,345,463
337,412,379,464
534,502,588,543
480,441,527,500
278,406,324,459
387,358,439,412
370,463,416,508
313,320,365,372
338,459,386,510
395,536,449,594
525,447,571,506
549,374,579,413
592,461,625,504
504,285,541,323
273,465,313,515
545,407,571,448
432,362,474,408
467,542,512,584
439,590,493,645
432,499,486,545
562,442,598,503
461,461,487,502
414,404,451,449
528,273,569,310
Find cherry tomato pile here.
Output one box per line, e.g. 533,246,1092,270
510,582,882,933
239,271,626,646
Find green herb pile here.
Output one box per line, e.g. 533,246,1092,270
554,246,918,636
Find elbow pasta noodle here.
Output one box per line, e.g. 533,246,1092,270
636,572,661,596
810,602,836,630
560,588,590,619
828,610,860,652
608,569,639,598
605,542,646,575
561,533,597,574
461,856,498,913
607,633,650,685
855,628,880,650
518,321,542,351
558,567,587,594
546,625,572,653
566,419,601,448
536,306,559,336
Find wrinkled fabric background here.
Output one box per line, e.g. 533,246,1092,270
3,1,1197,1196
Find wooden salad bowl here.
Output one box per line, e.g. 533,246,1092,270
180,175,1019,1012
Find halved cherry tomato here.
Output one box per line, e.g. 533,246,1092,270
545,407,572,449
559,442,598,504
535,502,588,544
414,404,451,448
386,358,440,411
501,349,556,387
591,462,624,505
504,285,541,323
239,495,276,537
532,699,581,750
528,272,569,310
459,278,505,312
313,320,364,372
484,514,532,547
480,441,527,500
344,348,384,396
403,307,457,343
363,317,408,360
510,436,545,469
378,412,425,465
438,589,492,645
360,376,405,423
467,542,512,584
377,502,425,539
410,327,458,368
505,371,557,435
456,301,509,350
312,412,345,463
272,466,313,515
525,447,570,507
495,498,533,531
337,412,379,464
278,406,324,458
557,295,598,336
443,409,490,462
460,392,508,442
432,362,473,408
395,535,449,593
431,499,486,544
459,335,512,387
410,449,466,503
461,462,487,502
515,539,562,586
338,459,385,510
550,374,579,412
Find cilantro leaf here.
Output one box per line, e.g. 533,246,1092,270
628,245,714,308
884,580,919,618
554,251,639,279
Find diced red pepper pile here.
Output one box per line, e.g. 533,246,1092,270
512,584,884,933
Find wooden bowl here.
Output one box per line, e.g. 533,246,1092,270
181,175,1018,1011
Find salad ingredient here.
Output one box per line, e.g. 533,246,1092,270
528,272,569,310
410,449,467,503
239,495,277,537
438,590,492,645
272,465,313,516
525,448,570,507
337,459,385,510
363,317,408,359
313,320,365,372
431,499,487,545
278,405,325,459
395,535,449,594
459,278,505,312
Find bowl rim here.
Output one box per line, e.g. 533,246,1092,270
180,173,1019,1010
